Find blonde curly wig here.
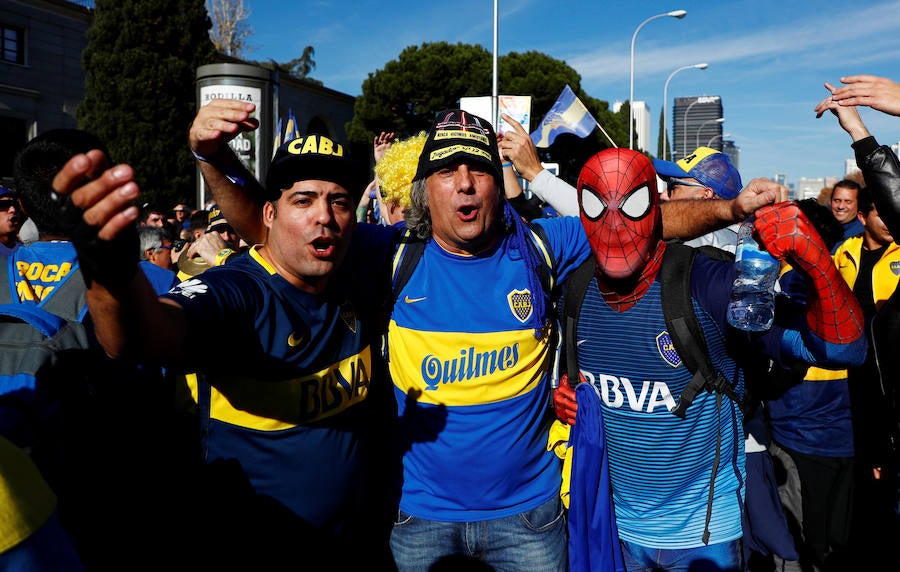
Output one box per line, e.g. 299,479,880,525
374,132,427,209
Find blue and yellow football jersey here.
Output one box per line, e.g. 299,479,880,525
388,216,589,521
164,233,393,532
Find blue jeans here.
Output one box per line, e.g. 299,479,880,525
390,495,568,572
620,538,743,572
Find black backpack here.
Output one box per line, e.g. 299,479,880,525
561,241,740,419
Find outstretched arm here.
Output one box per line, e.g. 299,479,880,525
816,82,900,237
51,152,188,363
660,178,788,240
754,202,866,366
189,99,266,245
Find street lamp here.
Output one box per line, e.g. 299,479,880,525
629,9,687,150
707,132,731,148
696,117,725,148
681,99,702,158
662,62,707,161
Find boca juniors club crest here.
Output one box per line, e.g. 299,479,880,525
507,289,533,323
656,331,682,368
340,302,358,334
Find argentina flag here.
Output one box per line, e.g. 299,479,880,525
530,85,599,148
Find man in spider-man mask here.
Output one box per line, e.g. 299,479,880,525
555,148,867,571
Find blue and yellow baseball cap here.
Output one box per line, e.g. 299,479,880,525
653,147,742,199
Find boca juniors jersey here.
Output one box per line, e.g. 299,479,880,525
163,237,392,532
388,216,589,521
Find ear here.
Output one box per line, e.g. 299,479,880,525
702,187,715,200
262,200,276,229
857,210,866,226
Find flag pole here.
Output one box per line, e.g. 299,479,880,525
596,121,618,148
491,0,498,128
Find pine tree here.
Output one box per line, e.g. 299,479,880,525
78,0,218,207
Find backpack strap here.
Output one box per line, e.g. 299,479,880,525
661,242,740,419
392,224,557,304
525,222,556,297
391,227,426,306
562,258,596,384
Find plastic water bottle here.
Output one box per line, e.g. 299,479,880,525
726,217,778,331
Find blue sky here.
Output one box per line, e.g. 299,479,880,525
245,0,900,187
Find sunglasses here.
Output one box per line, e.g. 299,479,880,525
666,178,707,192
0,199,20,210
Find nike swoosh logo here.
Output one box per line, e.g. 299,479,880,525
404,296,427,304
287,332,306,347
576,339,587,346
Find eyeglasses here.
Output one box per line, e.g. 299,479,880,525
155,244,173,251
666,178,707,192
0,199,20,210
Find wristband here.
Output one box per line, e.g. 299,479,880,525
502,162,513,168
190,148,212,163
71,220,139,289
214,248,235,266
191,147,247,187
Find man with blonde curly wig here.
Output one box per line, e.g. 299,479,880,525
374,132,427,226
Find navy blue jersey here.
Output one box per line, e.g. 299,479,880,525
163,229,393,533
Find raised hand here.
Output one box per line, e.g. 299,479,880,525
815,82,872,142
497,113,544,181
189,99,259,159
373,131,396,163
830,74,900,117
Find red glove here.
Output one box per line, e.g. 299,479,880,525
754,202,864,343
553,372,583,425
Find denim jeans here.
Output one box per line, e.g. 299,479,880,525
620,538,743,572
390,495,568,572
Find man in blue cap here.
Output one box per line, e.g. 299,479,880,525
653,147,744,253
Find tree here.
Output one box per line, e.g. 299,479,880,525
347,43,628,181
255,46,321,86
207,0,252,57
657,107,670,160
348,42,493,142
78,0,218,208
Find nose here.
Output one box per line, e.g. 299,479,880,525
455,164,476,193
312,198,337,226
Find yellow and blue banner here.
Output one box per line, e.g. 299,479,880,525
272,116,283,157
284,108,300,142
530,85,599,148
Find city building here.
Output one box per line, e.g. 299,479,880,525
614,100,651,153
0,0,92,179
0,0,355,205
722,139,740,171
797,177,827,201
671,95,723,161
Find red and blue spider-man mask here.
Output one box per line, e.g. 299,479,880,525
577,148,663,281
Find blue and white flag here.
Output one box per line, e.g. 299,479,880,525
272,116,283,157
531,85,599,148
284,108,300,142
